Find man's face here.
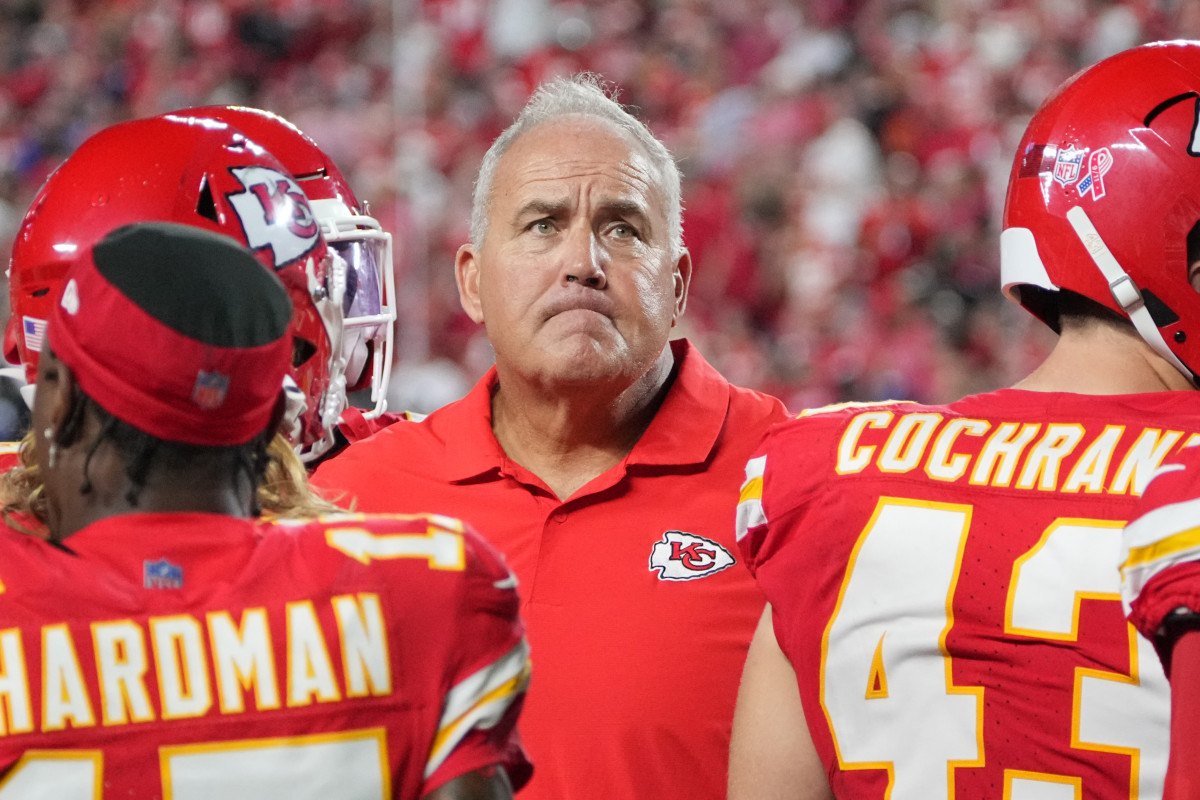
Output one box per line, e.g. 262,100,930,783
456,114,689,391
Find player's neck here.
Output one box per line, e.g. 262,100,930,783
1013,322,1196,394
52,449,255,541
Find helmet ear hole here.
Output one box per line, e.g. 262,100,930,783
292,337,317,368
1188,218,1200,261
195,177,218,223
1188,219,1200,291
1143,289,1181,327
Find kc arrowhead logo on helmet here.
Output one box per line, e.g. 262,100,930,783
226,165,321,268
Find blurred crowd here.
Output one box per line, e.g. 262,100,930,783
2,0,1197,418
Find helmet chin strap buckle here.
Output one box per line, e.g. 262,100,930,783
1067,205,1193,380
1108,274,1144,314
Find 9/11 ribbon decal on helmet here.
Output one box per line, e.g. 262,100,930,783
1077,148,1112,200
649,530,736,581
1052,145,1112,201
226,165,321,268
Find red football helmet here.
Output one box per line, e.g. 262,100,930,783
169,105,396,421
1002,40,1200,384
7,113,348,458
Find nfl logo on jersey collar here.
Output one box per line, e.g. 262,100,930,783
648,530,736,581
144,558,184,589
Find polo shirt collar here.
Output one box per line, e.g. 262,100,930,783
628,339,729,467
437,369,508,482
436,339,730,482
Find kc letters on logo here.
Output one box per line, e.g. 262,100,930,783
648,530,735,581
226,165,321,268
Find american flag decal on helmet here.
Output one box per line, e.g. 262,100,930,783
21,317,46,353
192,370,230,409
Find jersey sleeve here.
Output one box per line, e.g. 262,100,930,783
422,524,532,794
735,411,839,577
0,441,22,471
1122,447,1200,664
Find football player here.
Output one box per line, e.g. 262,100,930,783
3,112,345,527
730,40,1200,799
164,104,406,459
7,220,528,798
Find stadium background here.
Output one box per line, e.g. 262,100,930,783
1,0,1194,424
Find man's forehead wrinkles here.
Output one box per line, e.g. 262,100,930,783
508,151,652,185
510,174,653,210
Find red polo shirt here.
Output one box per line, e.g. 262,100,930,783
312,339,788,800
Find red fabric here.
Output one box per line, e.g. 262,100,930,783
313,339,789,800
336,407,409,445
738,389,1200,798
0,443,20,473
1123,446,1200,648
47,251,289,446
1121,443,1200,799
1166,632,1200,800
0,510,529,798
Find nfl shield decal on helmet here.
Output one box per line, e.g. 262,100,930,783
1053,146,1086,187
649,530,736,581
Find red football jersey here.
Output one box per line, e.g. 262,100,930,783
0,441,20,472
1122,442,1200,652
737,389,1200,799
0,510,530,799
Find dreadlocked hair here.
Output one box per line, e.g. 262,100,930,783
0,425,340,534
57,382,274,514
0,427,340,531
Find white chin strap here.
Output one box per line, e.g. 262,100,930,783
1065,205,1194,381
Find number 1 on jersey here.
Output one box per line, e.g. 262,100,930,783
326,525,465,570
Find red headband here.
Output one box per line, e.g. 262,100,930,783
47,223,292,446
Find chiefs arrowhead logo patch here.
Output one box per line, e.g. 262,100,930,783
648,530,735,581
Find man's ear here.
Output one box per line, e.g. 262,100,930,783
670,249,692,326
455,244,485,324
